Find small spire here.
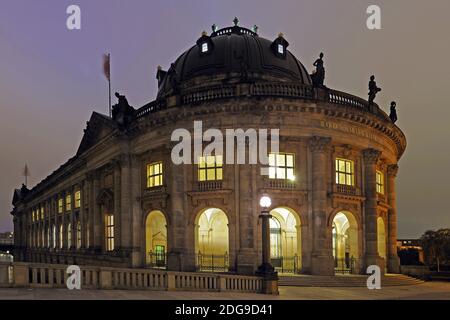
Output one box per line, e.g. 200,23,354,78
211,24,218,33
201,30,208,36
233,17,239,26
252,25,258,34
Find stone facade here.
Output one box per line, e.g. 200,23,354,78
11,25,406,276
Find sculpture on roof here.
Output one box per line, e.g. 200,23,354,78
167,63,180,94
311,52,325,87
389,101,398,123
368,75,381,105
112,92,135,130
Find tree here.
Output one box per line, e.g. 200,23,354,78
421,229,450,272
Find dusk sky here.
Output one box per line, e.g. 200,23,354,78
1,0,449,237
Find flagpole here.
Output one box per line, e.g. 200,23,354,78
108,53,111,117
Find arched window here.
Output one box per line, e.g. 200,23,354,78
105,214,114,251
269,217,282,260
67,223,72,248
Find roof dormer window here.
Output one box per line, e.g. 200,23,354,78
271,33,289,59
202,42,208,53
197,31,213,57
277,44,284,54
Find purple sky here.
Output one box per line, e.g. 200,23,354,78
1,0,449,237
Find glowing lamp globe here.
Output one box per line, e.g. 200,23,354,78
259,195,272,209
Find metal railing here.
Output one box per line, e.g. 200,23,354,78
147,251,167,269
334,257,357,274
196,252,229,273
271,255,300,274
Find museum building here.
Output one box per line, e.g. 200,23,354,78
11,22,406,276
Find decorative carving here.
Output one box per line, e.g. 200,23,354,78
387,164,399,177
362,148,381,164
112,92,136,131
342,144,352,157
308,136,331,152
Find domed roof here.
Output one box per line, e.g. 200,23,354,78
157,25,312,97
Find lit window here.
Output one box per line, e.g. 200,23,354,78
31,210,35,222
198,155,223,181
40,206,44,220
66,194,72,211
41,228,44,248
75,190,81,208
268,153,295,180
47,227,50,248
105,214,114,251
59,225,63,249
376,170,385,194
335,158,355,186
52,225,56,248
201,42,208,53
67,223,72,248
147,162,163,188
278,44,284,54
58,198,63,214
76,221,81,249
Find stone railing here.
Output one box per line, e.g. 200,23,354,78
135,82,391,124
0,262,265,293
182,85,237,104
333,184,361,196
265,179,297,190
197,181,223,191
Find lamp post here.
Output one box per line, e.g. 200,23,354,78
257,195,278,294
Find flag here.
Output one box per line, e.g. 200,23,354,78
103,53,110,81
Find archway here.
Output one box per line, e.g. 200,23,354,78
377,217,386,260
269,207,301,273
195,208,229,272
332,211,359,274
145,210,167,268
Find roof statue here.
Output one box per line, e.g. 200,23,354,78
389,101,398,123
112,92,135,130
368,75,381,106
311,52,325,87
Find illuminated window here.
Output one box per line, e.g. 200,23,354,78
75,190,81,208
147,162,163,188
268,153,295,180
66,194,72,211
52,225,56,248
31,210,35,222
201,42,208,53
198,155,223,181
41,228,44,248
67,223,72,248
376,170,385,194
40,206,44,220
59,225,63,249
278,44,284,54
106,214,114,251
76,221,81,249
58,198,63,214
335,158,354,186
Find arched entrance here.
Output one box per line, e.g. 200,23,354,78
145,210,167,268
195,208,229,272
269,207,301,273
332,211,359,274
377,217,386,261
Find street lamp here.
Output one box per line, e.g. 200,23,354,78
257,195,277,278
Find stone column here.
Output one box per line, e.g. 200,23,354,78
91,171,101,251
167,156,189,271
362,148,384,273
309,136,334,275
79,181,85,249
113,160,121,249
119,154,132,255
130,154,143,267
387,164,400,273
